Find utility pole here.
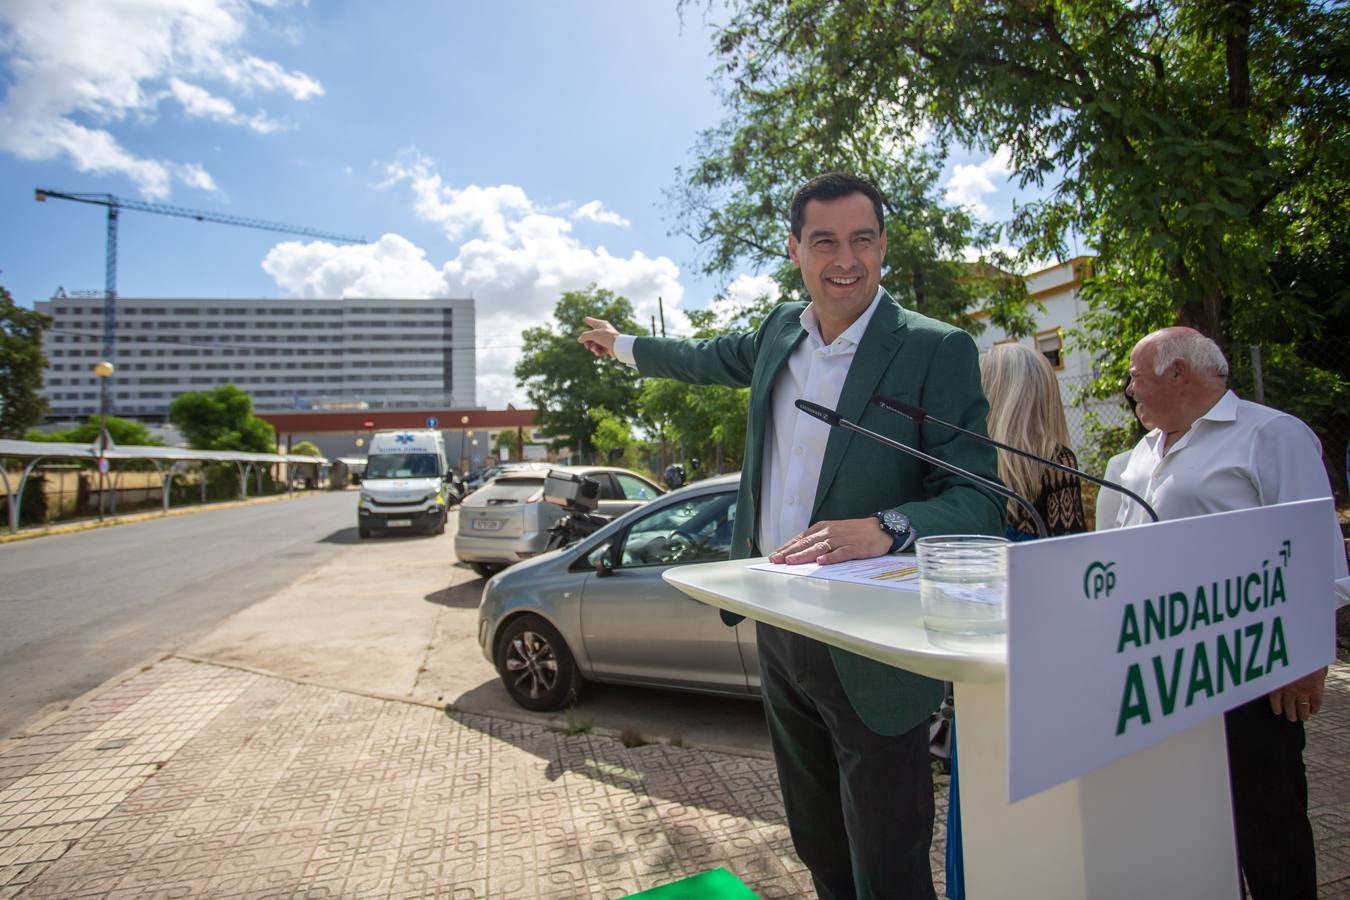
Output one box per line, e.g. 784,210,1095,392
658,296,667,337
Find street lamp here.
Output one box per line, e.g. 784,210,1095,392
92,360,115,520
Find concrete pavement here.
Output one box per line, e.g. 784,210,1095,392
2,511,1349,897
181,524,771,757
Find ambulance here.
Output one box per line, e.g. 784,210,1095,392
357,430,452,537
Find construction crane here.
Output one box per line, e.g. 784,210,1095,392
34,188,367,363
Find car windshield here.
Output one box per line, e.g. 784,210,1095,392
620,490,736,566
366,454,440,479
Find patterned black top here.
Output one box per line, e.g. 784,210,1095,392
1007,445,1089,542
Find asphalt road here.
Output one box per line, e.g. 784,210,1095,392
0,491,358,739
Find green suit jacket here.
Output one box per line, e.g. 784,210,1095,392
633,290,1003,735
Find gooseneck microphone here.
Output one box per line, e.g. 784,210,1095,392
794,399,1048,538
870,393,1160,523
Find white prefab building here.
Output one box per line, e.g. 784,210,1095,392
969,256,1129,448
35,296,477,421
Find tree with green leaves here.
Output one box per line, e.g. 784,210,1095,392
682,0,1348,474
637,305,754,473
588,407,646,469
669,12,1039,336
515,286,644,460
0,286,51,439
26,416,161,447
169,384,275,453
688,0,1346,336
290,440,322,457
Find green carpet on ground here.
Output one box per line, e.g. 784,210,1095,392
622,867,758,898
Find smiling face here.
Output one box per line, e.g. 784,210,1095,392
787,192,886,343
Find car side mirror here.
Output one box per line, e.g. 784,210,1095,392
593,548,615,577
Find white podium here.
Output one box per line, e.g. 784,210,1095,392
664,556,1240,900
665,498,1342,899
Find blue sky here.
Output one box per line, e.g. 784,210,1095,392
0,0,1026,407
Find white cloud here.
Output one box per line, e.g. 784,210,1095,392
702,272,780,331
259,151,689,406
724,272,780,307
945,147,1013,220
168,78,284,133
175,161,219,192
572,200,631,228
217,55,322,100
261,233,450,299
380,150,685,325
380,154,532,242
0,0,320,198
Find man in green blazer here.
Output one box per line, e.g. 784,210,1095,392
580,173,1002,899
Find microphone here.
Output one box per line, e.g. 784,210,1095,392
870,393,1160,523
794,398,1048,538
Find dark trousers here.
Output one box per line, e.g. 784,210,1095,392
1224,696,1316,900
757,622,937,900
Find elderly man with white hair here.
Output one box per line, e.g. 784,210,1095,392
1111,325,1349,900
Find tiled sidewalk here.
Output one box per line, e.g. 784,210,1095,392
0,660,817,898
2,658,1348,898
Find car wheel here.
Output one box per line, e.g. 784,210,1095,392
470,562,502,578
496,614,580,711
434,512,446,535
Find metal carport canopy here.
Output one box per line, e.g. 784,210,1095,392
0,440,329,533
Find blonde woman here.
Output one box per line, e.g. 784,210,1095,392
980,342,1089,541
946,342,1091,900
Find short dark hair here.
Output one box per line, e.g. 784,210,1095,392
789,173,886,239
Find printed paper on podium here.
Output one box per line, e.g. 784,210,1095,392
747,554,920,592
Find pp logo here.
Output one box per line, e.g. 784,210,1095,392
1083,561,1116,600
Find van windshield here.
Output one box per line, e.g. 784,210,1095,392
366,454,440,479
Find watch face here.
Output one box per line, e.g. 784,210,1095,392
878,510,909,534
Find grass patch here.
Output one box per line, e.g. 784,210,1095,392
562,705,593,735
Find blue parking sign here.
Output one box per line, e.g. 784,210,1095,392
426,417,439,429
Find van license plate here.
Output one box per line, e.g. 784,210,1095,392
386,520,411,528
471,519,502,531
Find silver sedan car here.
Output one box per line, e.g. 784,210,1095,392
456,465,664,578
476,473,760,711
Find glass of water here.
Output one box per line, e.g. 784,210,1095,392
916,535,1009,635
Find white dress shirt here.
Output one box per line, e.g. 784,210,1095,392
1094,449,1132,532
615,289,885,553
1113,390,1349,604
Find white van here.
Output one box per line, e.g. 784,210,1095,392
357,430,453,537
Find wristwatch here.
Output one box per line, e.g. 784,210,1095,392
872,509,913,553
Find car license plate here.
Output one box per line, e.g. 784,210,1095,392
471,519,502,531
386,520,412,528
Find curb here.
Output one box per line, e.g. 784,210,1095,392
0,648,173,748
0,489,331,544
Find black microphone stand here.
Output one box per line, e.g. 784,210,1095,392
794,399,1048,538
871,393,1160,523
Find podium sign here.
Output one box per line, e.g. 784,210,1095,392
1007,497,1338,802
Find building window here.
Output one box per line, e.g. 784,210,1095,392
1035,327,1064,369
